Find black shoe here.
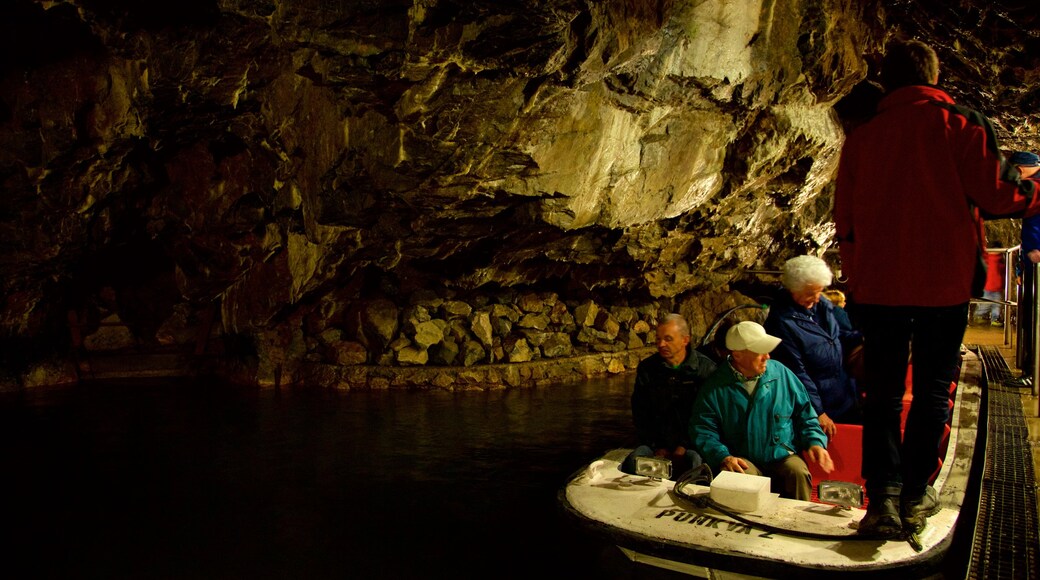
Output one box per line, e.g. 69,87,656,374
901,486,941,534
858,495,902,538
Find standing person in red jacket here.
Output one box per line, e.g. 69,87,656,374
834,39,1040,538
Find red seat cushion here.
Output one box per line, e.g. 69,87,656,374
807,423,866,507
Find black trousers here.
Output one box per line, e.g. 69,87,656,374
856,303,967,498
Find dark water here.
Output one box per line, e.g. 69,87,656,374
0,375,639,579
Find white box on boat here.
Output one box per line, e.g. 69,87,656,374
709,471,772,512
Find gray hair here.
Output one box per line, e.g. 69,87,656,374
659,313,690,338
781,255,833,291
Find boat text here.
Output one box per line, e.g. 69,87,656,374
653,509,774,538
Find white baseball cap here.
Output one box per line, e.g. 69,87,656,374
725,321,782,354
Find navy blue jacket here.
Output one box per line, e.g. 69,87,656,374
1023,214,1040,255
631,345,717,450
764,293,860,419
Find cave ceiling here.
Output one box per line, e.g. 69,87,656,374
0,0,1038,349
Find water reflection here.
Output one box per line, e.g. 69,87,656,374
0,375,637,578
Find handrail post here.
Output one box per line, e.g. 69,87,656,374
1003,248,1013,346
1018,248,1029,370
1032,260,1039,398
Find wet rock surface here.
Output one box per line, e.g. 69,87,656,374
0,0,1037,387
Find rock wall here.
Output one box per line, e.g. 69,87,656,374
1,0,1037,388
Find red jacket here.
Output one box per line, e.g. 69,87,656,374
835,85,1040,307
984,251,1005,292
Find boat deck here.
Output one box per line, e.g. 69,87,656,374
964,323,1039,580
561,324,1039,579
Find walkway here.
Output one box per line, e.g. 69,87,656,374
963,324,1039,579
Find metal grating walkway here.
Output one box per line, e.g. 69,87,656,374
969,345,1039,580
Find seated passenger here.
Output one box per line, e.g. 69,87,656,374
824,288,866,383
765,256,863,438
823,289,854,332
690,321,833,500
621,314,717,476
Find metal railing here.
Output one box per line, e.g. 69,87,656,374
979,246,1039,399
1027,253,1040,398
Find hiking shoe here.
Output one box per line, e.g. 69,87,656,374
857,495,902,538
901,486,941,534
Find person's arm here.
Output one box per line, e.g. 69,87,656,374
805,445,834,473
631,367,655,447
690,389,730,470
940,103,1040,217
788,369,829,451
765,317,826,418
675,353,716,452
1023,215,1040,263
832,308,863,347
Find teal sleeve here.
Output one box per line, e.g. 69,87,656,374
690,388,731,469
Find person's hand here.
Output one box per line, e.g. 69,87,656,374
1029,249,1040,264
818,412,837,438
720,456,750,473
807,445,834,474
671,446,687,461
654,448,669,458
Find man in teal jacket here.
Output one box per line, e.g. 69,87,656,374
690,321,833,500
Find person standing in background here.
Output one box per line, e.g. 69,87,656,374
973,245,1006,326
823,289,855,332
1013,151,1040,383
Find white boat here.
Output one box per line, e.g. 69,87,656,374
559,349,982,578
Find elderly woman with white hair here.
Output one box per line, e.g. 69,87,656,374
764,255,863,438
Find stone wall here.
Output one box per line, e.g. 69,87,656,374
215,288,766,389
300,347,654,391
297,291,661,390
11,280,765,390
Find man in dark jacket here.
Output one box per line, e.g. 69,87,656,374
621,313,717,476
835,40,1040,538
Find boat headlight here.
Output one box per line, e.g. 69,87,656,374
635,456,672,480
817,480,864,509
